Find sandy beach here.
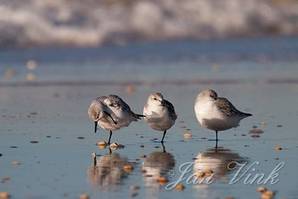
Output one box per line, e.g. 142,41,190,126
1,37,298,199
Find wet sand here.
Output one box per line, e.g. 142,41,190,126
1,37,298,199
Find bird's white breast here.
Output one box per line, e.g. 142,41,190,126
143,104,173,131
194,99,238,131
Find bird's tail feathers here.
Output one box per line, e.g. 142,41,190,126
240,112,252,118
133,113,146,120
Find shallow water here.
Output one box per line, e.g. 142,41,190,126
1,37,298,199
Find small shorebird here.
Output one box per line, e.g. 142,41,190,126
143,93,177,143
194,89,252,145
88,95,143,144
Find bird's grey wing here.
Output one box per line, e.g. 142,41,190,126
96,96,119,123
163,100,177,121
95,96,107,103
216,97,252,118
108,95,144,120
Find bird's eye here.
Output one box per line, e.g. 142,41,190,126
153,97,157,100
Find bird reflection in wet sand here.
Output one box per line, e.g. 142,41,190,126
87,151,134,191
142,144,175,191
193,147,246,181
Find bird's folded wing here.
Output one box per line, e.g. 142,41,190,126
163,100,177,120
215,97,241,117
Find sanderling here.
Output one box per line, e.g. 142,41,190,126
88,95,143,144
88,96,118,133
143,93,177,143
194,89,252,145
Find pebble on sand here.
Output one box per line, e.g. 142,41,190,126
249,128,264,134
175,183,185,191
79,193,89,199
249,128,264,138
0,192,10,199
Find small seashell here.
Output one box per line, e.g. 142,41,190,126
79,193,89,199
261,190,274,199
204,169,214,176
194,171,205,178
183,131,192,139
257,186,268,193
26,60,38,70
274,145,282,151
110,142,124,150
123,164,134,173
175,183,185,191
157,176,168,185
96,141,107,149
0,192,10,199
26,73,37,81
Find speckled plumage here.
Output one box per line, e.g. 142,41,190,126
88,94,143,143
194,89,252,135
143,93,177,142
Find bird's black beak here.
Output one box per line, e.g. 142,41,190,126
94,121,98,133
104,111,117,125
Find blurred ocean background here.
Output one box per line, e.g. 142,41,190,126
1,0,298,48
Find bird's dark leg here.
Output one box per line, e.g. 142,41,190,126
161,130,167,143
108,130,113,145
215,130,218,149
94,121,98,133
93,155,97,167
161,142,166,153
